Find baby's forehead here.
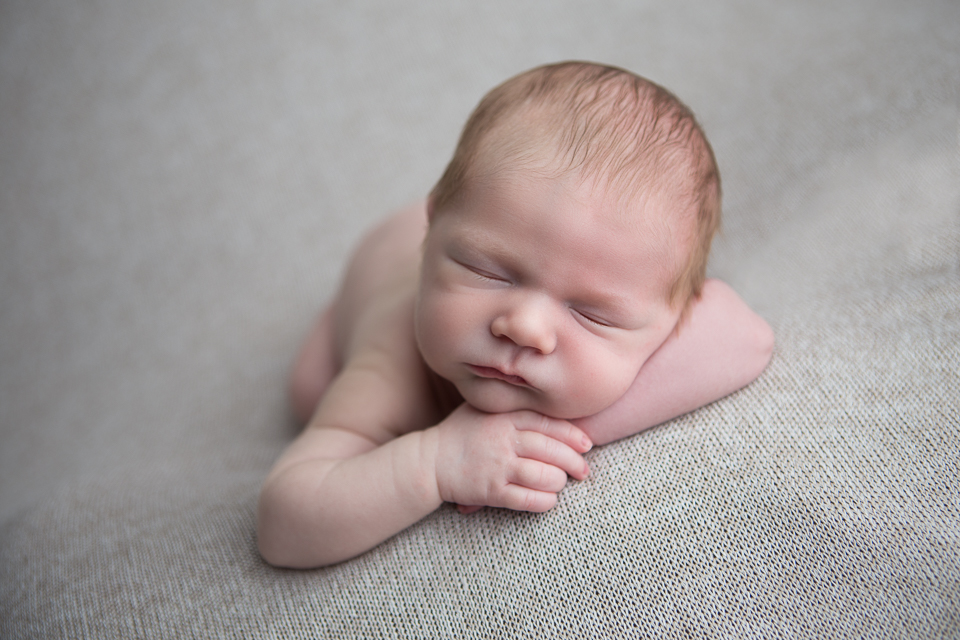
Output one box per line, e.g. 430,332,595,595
460,166,694,286
489,162,695,242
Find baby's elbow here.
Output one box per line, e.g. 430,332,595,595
257,531,286,568
257,525,289,569
257,482,343,569
257,491,289,567
257,484,308,569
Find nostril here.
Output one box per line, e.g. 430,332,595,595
534,333,557,355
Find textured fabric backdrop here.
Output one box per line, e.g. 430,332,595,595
1,0,958,637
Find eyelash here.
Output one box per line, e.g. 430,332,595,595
472,270,505,283
575,309,613,328
458,261,508,284
457,259,617,329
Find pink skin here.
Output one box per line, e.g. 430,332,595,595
433,403,592,514
415,168,688,422
414,169,691,515
287,270,773,524
278,190,774,543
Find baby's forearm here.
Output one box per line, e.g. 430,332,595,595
257,428,442,568
574,279,774,446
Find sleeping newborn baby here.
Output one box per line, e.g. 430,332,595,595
258,61,774,568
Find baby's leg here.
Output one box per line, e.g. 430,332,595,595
290,302,340,425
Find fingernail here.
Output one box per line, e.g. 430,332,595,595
581,435,592,451
582,460,590,477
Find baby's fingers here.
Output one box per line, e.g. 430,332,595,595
500,484,559,513
510,458,570,493
514,411,593,453
516,431,590,481
456,504,484,515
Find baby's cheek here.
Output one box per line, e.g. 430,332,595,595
601,350,645,399
417,292,465,366
559,349,632,415
425,293,463,340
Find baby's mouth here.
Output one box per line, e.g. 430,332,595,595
467,364,531,388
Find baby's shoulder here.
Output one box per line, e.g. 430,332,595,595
329,279,446,439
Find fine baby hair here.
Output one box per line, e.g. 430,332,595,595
259,61,774,569
430,61,722,312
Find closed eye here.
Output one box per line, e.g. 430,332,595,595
456,261,509,284
574,309,615,328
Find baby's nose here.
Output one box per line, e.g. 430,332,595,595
491,296,558,354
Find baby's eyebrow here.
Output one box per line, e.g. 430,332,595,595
448,230,515,265
570,292,640,323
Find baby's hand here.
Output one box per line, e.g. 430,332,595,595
433,404,592,513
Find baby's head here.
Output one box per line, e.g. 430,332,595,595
431,61,720,310
415,62,721,419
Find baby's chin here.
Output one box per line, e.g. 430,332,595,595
457,383,598,420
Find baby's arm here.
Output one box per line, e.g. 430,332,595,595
258,390,590,567
258,399,440,568
260,289,591,568
574,279,774,446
